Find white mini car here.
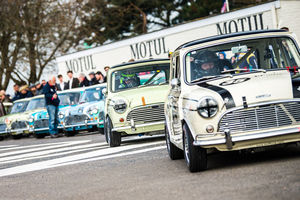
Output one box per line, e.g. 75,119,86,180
165,30,300,172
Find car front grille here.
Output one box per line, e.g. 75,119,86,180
11,121,28,130
126,104,165,123
34,119,49,129
218,101,300,134
65,115,89,126
0,123,6,132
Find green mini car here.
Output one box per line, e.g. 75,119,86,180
8,95,45,139
104,59,170,147
0,98,31,140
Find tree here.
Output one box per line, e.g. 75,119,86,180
0,0,84,89
0,1,25,89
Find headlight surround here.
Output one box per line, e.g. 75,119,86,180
197,97,218,118
58,112,65,119
29,116,34,123
113,99,127,114
5,118,12,125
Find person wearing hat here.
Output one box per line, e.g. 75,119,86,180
56,74,68,91
88,72,98,85
35,82,44,95
18,85,34,99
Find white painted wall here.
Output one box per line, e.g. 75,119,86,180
56,0,299,80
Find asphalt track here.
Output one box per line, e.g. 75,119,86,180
0,133,299,200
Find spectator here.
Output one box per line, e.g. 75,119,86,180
66,70,79,89
78,73,90,87
95,71,105,84
41,80,46,87
43,75,60,138
35,82,44,95
0,94,6,117
12,84,21,101
56,74,68,91
89,72,98,85
104,66,110,82
19,85,34,99
29,84,37,96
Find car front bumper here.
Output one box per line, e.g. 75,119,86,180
112,121,165,135
9,128,30,135
194,126,300,151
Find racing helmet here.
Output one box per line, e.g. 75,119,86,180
194,50,220,76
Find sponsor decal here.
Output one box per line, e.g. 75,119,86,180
256,94,271,99
219,77,250,86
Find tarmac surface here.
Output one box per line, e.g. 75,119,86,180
0,132,299,200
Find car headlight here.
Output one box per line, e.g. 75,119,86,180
113,99,127,114
58,112,65,119
29,116,34,123
92,108,98,114
5,118,12,125
197,97,218,118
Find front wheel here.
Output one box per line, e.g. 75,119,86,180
183,124,207,172
105,117,121,147
165,125,183,160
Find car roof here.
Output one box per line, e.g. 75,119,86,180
175,29,288,51
29,95,44,100
84,83,106,90
14,97,33,103
110,58,170,69
57,87,85,94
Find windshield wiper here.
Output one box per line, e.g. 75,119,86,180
221,68,266,74
191,74,232,83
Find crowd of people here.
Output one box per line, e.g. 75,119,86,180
0,66,110,117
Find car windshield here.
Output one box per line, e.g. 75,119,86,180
79,87,104,103
10,101,29,114
185,37,300,83
111,63,169,92
26,98,45,111
58,92,81,106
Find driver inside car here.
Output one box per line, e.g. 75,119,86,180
192,50,221,80
119,72,140,89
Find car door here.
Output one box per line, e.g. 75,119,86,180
167,55,182,136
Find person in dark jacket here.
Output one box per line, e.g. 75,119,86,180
18,85,34,99
78,73,90,87
56,74,68,91
0,94,6,117
12,84,21,102
66,70,80,89
43,76,60,138
88,72,98,85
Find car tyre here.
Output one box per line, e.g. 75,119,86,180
105,117,121,147
64,130,75,137
165,125,183,160
183,123,207,172
35,133,46,139
12,134,22,140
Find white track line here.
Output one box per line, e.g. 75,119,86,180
0,141,165,177
0,140,91,158
1,146,107,164
0,142,107,163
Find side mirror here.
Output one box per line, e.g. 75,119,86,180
102,88,108,96
171,78,180,87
